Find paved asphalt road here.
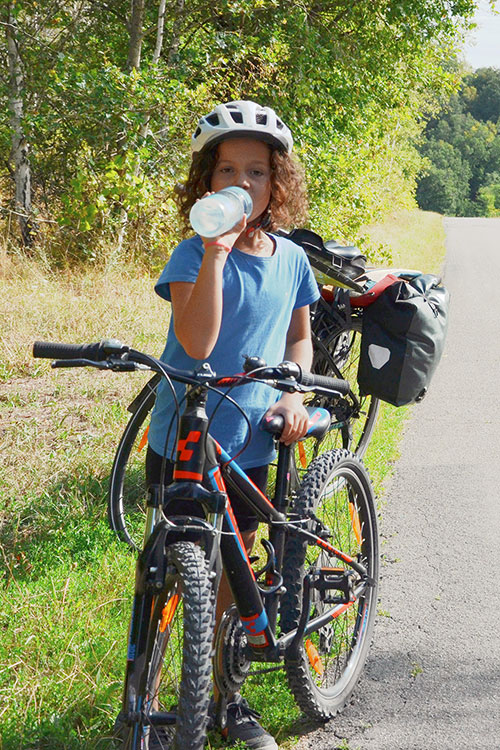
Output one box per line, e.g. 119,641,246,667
292,217,500,750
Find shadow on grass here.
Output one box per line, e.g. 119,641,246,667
1,709,323,750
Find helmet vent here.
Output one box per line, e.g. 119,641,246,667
229,111,243,123
206,113,220,126
194,126,201,138
276,119,284,129
256,113,268,125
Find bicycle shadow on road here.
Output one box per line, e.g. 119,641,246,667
309,647,500,748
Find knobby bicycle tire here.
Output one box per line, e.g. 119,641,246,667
108,374,160,550
280,449,379,720
118,542,214,750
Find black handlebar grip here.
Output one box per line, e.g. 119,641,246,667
33,341,105,361
298,370,350,395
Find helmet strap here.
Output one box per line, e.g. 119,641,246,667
245,207,271,238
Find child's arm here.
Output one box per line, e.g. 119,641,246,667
169,219,246,360
265,305,313,446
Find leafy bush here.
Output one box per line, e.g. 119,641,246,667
1,0,477,261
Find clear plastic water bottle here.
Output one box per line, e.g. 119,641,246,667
189,187,253,238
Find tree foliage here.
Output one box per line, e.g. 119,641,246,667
416,66,500,217
0,0,478,263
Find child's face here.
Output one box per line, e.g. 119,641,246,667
211,138,272,223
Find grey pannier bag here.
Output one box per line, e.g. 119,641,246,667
357,274,450,407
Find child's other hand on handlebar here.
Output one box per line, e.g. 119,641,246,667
264,394,309,446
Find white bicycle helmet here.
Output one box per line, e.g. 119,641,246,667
191,100,293,154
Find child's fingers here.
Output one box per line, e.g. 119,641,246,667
221,213,246,238
195,191,214,202
280,411,309,445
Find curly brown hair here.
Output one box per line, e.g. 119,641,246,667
175,141,309,236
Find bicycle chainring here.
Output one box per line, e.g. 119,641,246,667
213,606,251,695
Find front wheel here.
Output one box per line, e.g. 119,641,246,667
118,542,214,749
280,450,379,720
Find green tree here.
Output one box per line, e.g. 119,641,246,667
417,139,471,214
0,0,479,262
465,67,500,123
416,66,500,216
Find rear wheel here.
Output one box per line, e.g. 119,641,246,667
108,374,160,550
281,450,379,720
118,542,214,749
293,317,380,483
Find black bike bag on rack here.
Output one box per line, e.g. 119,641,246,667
281,228,366,292
357,274,450,407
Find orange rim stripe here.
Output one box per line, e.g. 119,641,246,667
298,442,307,469
349,501,362,545
305,639,324,675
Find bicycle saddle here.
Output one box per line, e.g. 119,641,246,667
281,228,366,286
324,240,364,262
260,406,331,441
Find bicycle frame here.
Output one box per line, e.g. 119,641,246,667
124,379,371,695
31,336,377,741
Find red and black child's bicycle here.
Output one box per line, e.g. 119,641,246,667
33,338,379,750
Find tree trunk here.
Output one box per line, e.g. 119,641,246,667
6,3,37,246
139,0,166,140
167,0,185,64
116,0,145,152
115,0,145,258
152,0,167,65
126,0,145,72
115,0,167,259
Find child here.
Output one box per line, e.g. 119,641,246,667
147,100,319,750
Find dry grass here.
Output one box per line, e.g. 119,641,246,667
363,207,446,274
0,250,169,382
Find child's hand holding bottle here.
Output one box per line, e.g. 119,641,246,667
190,187,252,251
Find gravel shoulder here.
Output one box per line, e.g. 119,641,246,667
292,217,500,750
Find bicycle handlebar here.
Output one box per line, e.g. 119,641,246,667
33,339,350,397
33,338,123,362
297,370,349,394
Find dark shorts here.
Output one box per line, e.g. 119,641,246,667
145,446,269,533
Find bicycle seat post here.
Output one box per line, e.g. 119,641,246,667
266,441,293,631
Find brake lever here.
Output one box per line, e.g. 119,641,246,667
51,358,138,371
260,378,320,395
51,358,105,369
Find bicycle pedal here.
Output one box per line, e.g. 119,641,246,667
311,567,356,604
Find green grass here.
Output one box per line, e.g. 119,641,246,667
0,209,447,750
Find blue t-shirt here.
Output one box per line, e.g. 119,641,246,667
148,233,320,468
